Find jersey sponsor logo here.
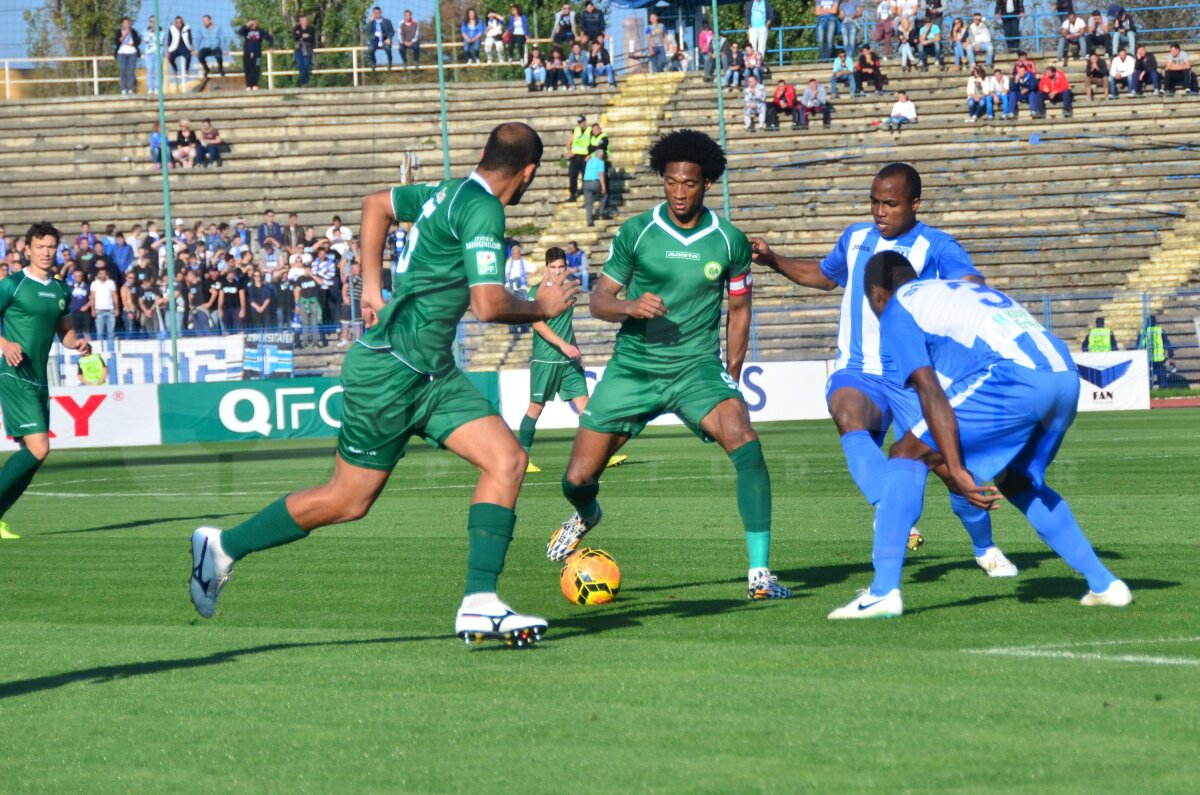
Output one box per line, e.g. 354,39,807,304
665,250,700,261
476,251,498,274
466,235,499,250
36,290,58,299
703,261,722,281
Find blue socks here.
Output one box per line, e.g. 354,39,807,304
1006,483,1116,593
840,430,887,507
870,458,928,596
949,492,996,557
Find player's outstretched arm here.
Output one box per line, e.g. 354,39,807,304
749,237,838,291
726,286,750,381
470,280,579,324
589,273,667,323
908,366,999,511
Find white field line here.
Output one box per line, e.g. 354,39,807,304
965,636,1200,667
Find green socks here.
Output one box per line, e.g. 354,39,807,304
730,439,772,570
518,415,538,453
220,496,308,561
465,503,516,595
562,475,600,524
0,449,41,520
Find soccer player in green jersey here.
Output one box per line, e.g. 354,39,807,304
0,222,92,540
547,130,793,600
519,246,627,474
190,123,580,646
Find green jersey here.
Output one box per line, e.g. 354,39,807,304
529,282,575,364
360,173,506,377
0,271,70,387
602,203,752,369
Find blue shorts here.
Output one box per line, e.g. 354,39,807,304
826,368,922,443
909,364,1079,486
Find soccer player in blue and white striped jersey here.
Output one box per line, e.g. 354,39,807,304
828,252,1132,618
752,163,1013,574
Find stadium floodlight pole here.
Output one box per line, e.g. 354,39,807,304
710,0,731,218
152,0,180,383
435,3,451,180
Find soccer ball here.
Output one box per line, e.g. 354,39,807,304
560,548,621,605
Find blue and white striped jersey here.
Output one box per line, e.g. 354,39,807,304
820,221,981,375
880,279,1075,388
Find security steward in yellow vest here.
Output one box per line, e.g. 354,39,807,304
1082,317,1117,353
588,123,609,156
1137,315,1174,389
567,115,591,201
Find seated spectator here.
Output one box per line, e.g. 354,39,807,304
546,48,569,90
564,240,589,291
873,0,896,58
743,45,761,83
856,44,884,94
198,118,223,167
882,89,916,130
799,79,832,129
1059,12,1085,66
831,48,858,97
172,120,199,168
948,17,968,70
1038,64,1073,117
967,13,994,67
895,0,918,26
524,47,547,90
1134,45,1160,95
723,42,745,87
1110,6,1136,55
1084,52,1109,100
965,66,988,121
483,12,505,64
150,123,164,168
567,42,588,87
1011,49,1038,79
898,18,918,71
1108,47,1136,98
461,9,483,64
588,39,616,87
1164,43,1196,95
985,67,1011,118
743,75,767,132
918,17,942,69
1085,11,1108,56
1008,63,1041,117
767,78,799,130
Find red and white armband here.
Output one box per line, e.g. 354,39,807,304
729,271,752,297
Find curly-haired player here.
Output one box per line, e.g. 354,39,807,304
547,129,793,599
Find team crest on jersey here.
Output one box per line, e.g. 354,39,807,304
59,298,66,310
703,261,722,281
436,188,447,203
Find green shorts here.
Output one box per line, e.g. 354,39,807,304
529,360,588,404
0,374,50,439
580,354,743,440
337,344,498,471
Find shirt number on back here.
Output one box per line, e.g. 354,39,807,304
946,280,1012,308
396,197,437,275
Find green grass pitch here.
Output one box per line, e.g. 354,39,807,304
2,410,1198,792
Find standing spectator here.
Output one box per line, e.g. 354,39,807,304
582,148,608,226
925,0,945,27
364,7,394,69
1110,7,1136,55
723,41,745,87
167,16,194,87
768,77,798,129
699,22,716,80
840,0,863,61
1082,317,1118,351
986,66,1011,118
1008,63,1040,117
144,15,163,94
69,270,92,337
831,48,858,96
588,39,616,86
218,269,245,331
1059,12,1085,67
1054,0,1074,22
113,17,141,95
873,0,895,58
258,210,283,250
581,2,605,42
294,14,316,86
567,42,588,87
1085,11,1109,56
967,13,994,68
90,267,118,346
567,115,590,201
1109,47,1136,97
462,10,484,64
588,121,608,154
1137,315,1173,388
882,89,916,130
110,232,134,274
238,19,274,90
172,120,200,168
895,0,918,26
1038,64,1073,116
1134,45,1160,95
195,15,227,80
898,17,918,71
139,276,163,334
0,227,7,261
815,0,839,61
312,244,340,323
743,45,762,83
994,0,1023,54
524,46,547,89
325,216,353,257
507,6,529,63
1084,52,1109,100
856,44,884,93
553,3,577,47
965,65,988,121
246,272,274,328
743,75,767,131
199,119,223,167
484,12,505,63
918,17,942,69
294,263,323,346
339,262,364,345
399,10,421,68
948,18,968,70
799,78,832,128
564,241,589,291
1163,44,1195,95
505,245,529,295
283,213,304,249
121,271,140,333
645,13,667,72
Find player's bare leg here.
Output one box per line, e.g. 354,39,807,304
550,428,630,560
699,398,793,599
574,397,629,468
444,415,547,646
0,434,50,540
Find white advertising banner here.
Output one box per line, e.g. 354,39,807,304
53,335,245,386
1074,350,1151,412
0,384,161,450
499,360,833,431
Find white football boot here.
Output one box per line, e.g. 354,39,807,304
190,526,234,618
828,588,903,619
975,546,1019,578
747,569,795,599
455,594,547,647
1080,579,1133,607
547,505,603,562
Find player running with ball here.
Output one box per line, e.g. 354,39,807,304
548,129,793,600
189,123,579,646
0,222,92,540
